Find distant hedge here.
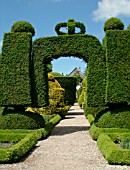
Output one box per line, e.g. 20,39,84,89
105,30,130,104
0,33,32,106
55,76,77,105
33,34,106,107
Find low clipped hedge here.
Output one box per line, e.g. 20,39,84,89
89,123,130,141
97,133,130,165
94,106,130,129
0,108,45,129
0,114,62,163
0,133,37,163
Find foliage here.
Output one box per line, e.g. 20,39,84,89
0,108,45,129
47,63,52,73
33,34,106,107
0,133,37,163
11,21,35,36
97,133,130,165
120,139,130,149
89,123,130,141
95,106,130,129
73,74,83,85
50,72,63,76
55,19,86,35
0,33,32,106
105,30,130,104
54,76,77,105
104,17,124,32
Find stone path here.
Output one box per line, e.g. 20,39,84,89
0,103,129,170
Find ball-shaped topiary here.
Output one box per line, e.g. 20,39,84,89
11,21,35,36
104,17,124,32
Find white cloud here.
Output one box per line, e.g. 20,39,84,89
93,0,130,21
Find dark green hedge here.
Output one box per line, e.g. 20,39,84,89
0,33,32,106
95,106,130,129
105,30,130,104
0,108,45,129
33,34,106,107
55,76,76,105
97,133,130,165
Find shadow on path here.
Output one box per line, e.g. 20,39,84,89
67,112,84,115
51,126,90,136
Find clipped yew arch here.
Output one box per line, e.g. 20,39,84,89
33,34,106,107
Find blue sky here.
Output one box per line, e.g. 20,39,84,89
0,0,130,75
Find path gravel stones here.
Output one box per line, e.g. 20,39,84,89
0,103,129,170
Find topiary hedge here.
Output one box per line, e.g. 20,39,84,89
33,34,106,107
0,32,32,106
104,17,124,32
94,106,130,129
11,21,35,36
54,76,76,105
0,108,45,129
105,30,130,104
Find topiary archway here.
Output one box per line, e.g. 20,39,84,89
32,32,106,107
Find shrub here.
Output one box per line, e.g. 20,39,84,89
11,21,35,36
95,106,130,129
50,72,63,76
97,133,130,165
104,17,124,32
105,30,130,104
55,76,77,105
33,34,106,107
120,139,130,149
0,108,45,129
0,133,37,163
0,32,32,106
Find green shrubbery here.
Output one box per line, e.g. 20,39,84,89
97,133,130,165
11,21,35,36
0,32,32,106
95,106,130,129
104,17,124,32
0,133,37,163
0,108,45,129
55,76,77,105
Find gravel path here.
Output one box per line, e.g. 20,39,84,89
0,103,129,170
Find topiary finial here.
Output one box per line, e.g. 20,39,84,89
11,21,35,36
55,19,86,35
104,17,124,32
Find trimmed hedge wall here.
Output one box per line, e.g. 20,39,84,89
105,30,130,104
55,76,76,105
33,34,106,107
97,133,130,165
0,33,32,106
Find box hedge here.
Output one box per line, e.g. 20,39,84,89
0,32,32,106
105,30,130,104
97,133,130,165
